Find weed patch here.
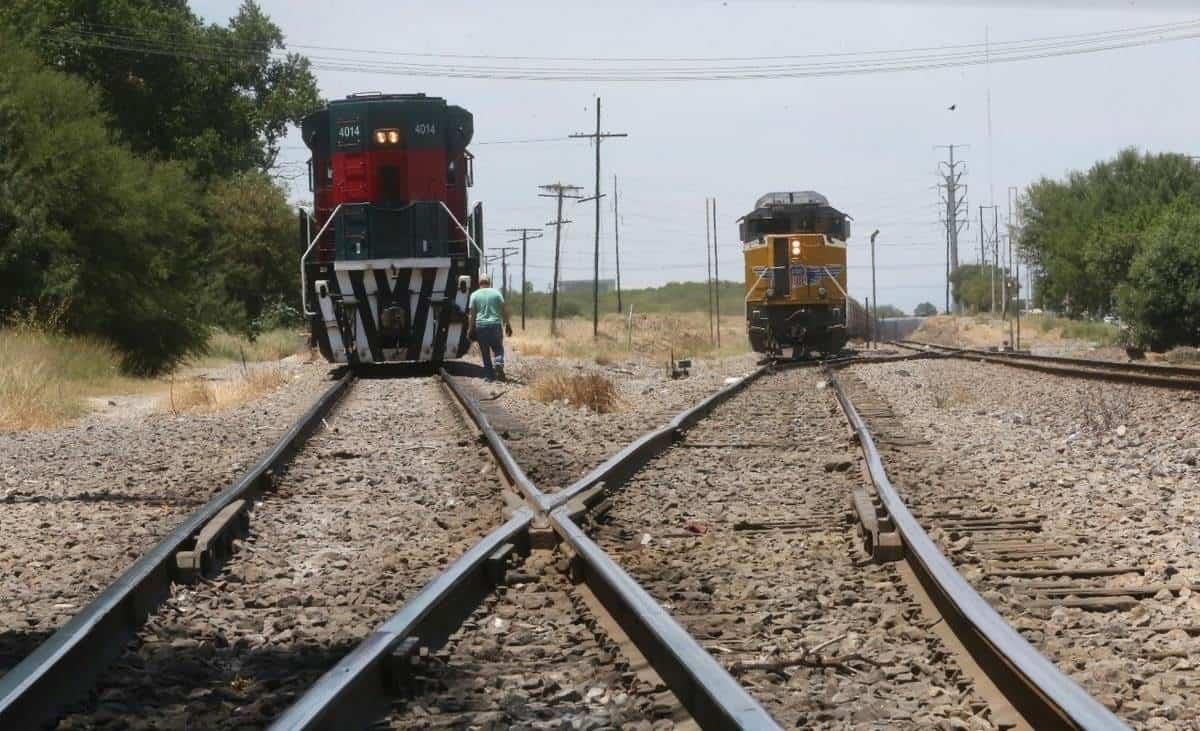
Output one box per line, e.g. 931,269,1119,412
163,366,290,414
1076,384,1134,435
530,371,619,413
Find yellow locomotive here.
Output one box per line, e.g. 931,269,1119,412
741,191,851,355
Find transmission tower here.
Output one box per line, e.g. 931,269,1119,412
936,144,969,314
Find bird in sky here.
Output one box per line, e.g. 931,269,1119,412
947,104,957,111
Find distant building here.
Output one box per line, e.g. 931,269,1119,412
560,279,615,293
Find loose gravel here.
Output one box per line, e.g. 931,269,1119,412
389,548,686,729
469,354,760,493
54,376,508,729
592,367,996,728
850,357,1200,728
0,363,336,677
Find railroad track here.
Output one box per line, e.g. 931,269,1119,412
893,339,1200,390
1,356,1129,729
845,350,1200,727
589,367,996,726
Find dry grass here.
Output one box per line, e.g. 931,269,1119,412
913,314,1121,350
508,312,748,365
1076,384,1134,435
0,327,148,431
530,370,619,413
0,322,302,431
162,365,291,414
191,328,308,367
1165,346,1200,365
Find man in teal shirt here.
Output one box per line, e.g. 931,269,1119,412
467,274,513,382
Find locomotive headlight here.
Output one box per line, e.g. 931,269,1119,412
790,239,801,256
374,130,387,144
818,287,828,298
387,130,400,144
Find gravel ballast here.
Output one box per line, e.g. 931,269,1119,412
0,363,337,676
850,358,1200,727
53,376,508,728
592,367,996,728
470,353,761,492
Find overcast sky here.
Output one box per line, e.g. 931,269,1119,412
194,0,1200,313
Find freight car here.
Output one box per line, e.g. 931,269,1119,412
300,93,482,365
741,191,852,356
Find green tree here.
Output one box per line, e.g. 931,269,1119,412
0,0,318,181
913,302,938,317
951,264,1016,313
1019,148,1200,314
875,304,906,319
1116,200,1200,350
0,38,207,373
204,171,300,335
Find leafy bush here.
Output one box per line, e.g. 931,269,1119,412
0,0,319,181
204,172,302,336
950,264,1017,313
1020,148,1200,321
914,302,938,317
1116,200,1200,350
0,39,208,374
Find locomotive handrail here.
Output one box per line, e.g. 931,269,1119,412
743,265,782,305
819,266,851,328
300,203,344,317
438,201,485,261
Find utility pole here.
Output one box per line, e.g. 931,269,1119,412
506,227,543,331
1008,185,1022,350
487,247,519,298
571,97,628,337
870,230,880,349
711,197,721,348
539,182,583,336
613,175,623,314
705,198,714,344
936,144,969,314
992,205,1000,316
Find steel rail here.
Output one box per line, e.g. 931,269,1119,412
274,365,795,729
439,367,547,507
896,339,1200,386
549,507,780,730
0,372,354,729
269,508,534,731
825,369,1128,730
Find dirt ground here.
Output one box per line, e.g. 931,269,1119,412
912,315,1129,360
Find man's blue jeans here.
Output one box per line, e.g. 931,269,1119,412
476,324,504,380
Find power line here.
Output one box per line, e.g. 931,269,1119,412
62,17,1200,63
475,137,573,145
41,19,1200,82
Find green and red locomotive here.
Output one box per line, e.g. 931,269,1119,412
300,93,481,365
